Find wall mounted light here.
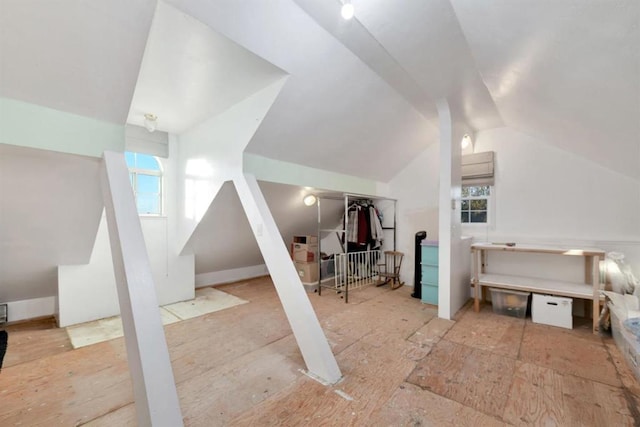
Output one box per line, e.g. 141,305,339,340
303,194,317,206
461,134,472,149
144,113,158,133
341,1,355,20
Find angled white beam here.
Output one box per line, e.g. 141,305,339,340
100,151,183,426
233,173,342,384
176,78,287,253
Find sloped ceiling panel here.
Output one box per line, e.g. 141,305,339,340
127,1,287,134
451,0,640,179
0,0,156,124
294,0,503,131
166,0,434,182
352,0,503,131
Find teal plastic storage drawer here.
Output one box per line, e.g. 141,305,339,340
421,241,439,265
421,265,438,285
421,283,438,305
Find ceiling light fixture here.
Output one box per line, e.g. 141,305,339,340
461,134,471,149
341,1,355,20
303,194,317,206
144,113,158,133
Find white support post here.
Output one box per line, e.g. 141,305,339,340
233,173,342,384
100,151,183,427
437,99,454,320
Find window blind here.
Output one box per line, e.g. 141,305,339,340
462,151,494,186
125,124,169,158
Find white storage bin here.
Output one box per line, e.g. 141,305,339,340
532,294,572,329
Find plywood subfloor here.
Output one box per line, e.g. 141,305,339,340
1,317,72,369
66,287,248,348
0,277,638,426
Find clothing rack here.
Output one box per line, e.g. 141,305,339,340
316,193,397,303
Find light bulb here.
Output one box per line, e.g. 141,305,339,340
303,195,317,206
341,3,354,20
461,134,471,149
144,113,157,133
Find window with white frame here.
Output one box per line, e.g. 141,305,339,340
125,152,163,215
461,185,490,224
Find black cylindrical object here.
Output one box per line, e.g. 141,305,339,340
412,231,427,299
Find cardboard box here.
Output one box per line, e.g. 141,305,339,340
292,242,318,262
532,294,572,329
293,235,318,244
295,261,318,283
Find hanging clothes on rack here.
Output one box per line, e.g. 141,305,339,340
369,206,384,248
346,207,359,243
343,199,384,251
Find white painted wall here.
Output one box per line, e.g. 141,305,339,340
195,264,269,288
0,144,104,304
59,215,195,327
389,125,640,318
58,144,195,327
465,127,640,277
5,296,57,323
388,143,440,285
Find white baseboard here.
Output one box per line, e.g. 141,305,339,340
195,264,269,288
3,296,57,323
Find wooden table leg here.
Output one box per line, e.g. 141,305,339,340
473,248,480,312
592,255,601,334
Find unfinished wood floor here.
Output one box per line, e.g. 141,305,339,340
1,277,639,426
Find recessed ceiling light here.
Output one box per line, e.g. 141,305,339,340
303,195,317,206
341,2,355,20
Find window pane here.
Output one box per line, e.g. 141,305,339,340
137,174,160,193
477,186,490,196
136,154,160,171
125,152,136,168
470,199,487,210
137,194,160,214
461,200,469,210
470,211,487,223
464,185,490,197
461,212,469,223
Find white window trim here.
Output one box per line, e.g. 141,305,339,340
127,154,165,217
461,185,495,228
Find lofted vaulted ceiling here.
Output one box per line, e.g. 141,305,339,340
1,0,638,181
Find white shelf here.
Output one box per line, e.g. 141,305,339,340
477,274,597,300
472,242,605,332
471,243,605,257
